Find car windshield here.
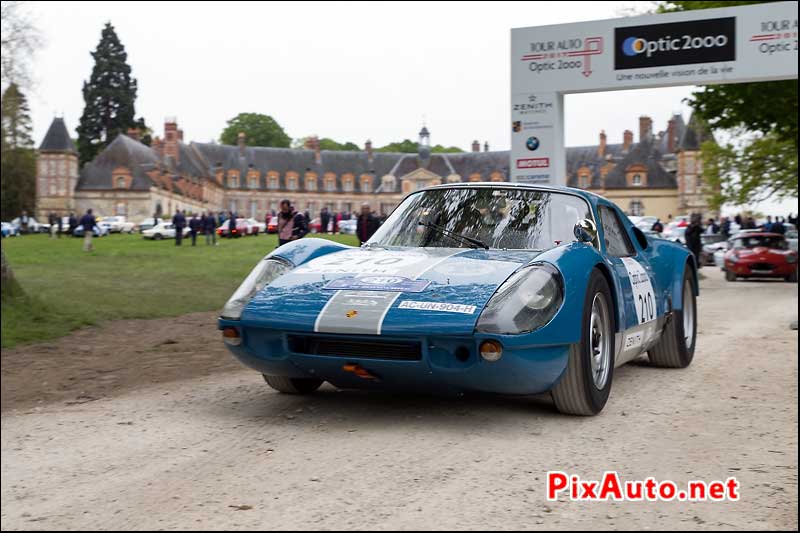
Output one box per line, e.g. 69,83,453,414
733,235,787,250
368,187,592,250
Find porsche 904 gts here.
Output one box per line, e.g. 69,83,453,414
219,184,698,415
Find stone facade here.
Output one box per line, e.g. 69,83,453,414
36,113,714,223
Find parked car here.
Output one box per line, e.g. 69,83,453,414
244,218,264,235
142,222,190,240
219,183,699,416
338,219,357,235
266,216,279,234
1,222,20,238
73,224,109,238
99,216,135,233
723,233,798,282
700,234,727,266
309,217,334,233
137,218,164,233
662,224,686,244
216,218,249,238
11,216,50,234
783,223,798,252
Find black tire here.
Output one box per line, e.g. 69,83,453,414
649,266,696,368
263,375,323,394
551,270,614,416
786,269,798,283
154,233,163,241
724,269,736,282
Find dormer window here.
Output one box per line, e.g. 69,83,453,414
632,174,642,186
115,176,126,189
360,175,372,193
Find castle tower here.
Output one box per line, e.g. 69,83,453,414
36,117,79,218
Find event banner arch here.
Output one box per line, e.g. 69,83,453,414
510,1,798,185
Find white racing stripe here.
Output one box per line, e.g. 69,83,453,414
314,249,464,335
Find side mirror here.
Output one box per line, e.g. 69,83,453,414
574,219,597,244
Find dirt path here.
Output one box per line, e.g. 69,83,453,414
1,312,239,411
1,270,797,530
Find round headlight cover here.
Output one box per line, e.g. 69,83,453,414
221,257,292,320
476,263,563,335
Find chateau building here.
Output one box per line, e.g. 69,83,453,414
36,113,713,222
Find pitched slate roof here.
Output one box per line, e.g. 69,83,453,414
678,113,714,151
77,134,160,190
39,118,76,153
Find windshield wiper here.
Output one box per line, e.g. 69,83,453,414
419,221,489,250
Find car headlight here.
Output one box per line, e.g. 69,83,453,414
221,257,292,319
476,263,564,335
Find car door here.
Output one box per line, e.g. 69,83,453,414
597,203,660,365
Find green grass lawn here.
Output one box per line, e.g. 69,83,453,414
1,232,359,348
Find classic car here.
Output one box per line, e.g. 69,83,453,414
723,233,798,282
219,183,698,415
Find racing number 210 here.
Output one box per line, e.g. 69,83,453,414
638,292,655,324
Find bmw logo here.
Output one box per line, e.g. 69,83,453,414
622,36,647,56
525,136,540,151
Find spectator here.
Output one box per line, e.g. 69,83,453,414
684,213,704,268
20,210,30,234
68,212,78,235
705,218,719,235
720,216,731,239
744,216,757,230
172,209,186,246
227,211,237,238
773,217,786,235
56,213,63,238
356,203,380,245
49,212,58,238
651,218,664,233
277,199,308,246
189,213,200,246
203,211,218,245
79,209,96,252
320,207,330,234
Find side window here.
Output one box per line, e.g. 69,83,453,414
599,206,635,257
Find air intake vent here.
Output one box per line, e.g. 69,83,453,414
287,335,421,361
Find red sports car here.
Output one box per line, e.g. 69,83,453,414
724,232,798,282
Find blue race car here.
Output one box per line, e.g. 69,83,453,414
219,183,698,415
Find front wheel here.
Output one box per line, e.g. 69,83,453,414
724,269,737,282
551,270,614,416
263,375,323,394
786,270,798,283
648,265,696,368
153,233,163,240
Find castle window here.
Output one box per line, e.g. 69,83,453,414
248,175,259,189
116,176,126,189
306,176,317,191
268,175,279,190
632,174,643,186
360,175,372,193
324,175,336,192
579,174,590,188
228,175,239,188
115,202,127,216
49,179,57,195
287,175,298,191
629,200,644,216
342,174,354,192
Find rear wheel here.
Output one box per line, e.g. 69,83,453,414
153,233,163,240
263,375,323,394
649,266,696,368
551,270,614,416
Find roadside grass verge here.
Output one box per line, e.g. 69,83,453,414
1,232,358,348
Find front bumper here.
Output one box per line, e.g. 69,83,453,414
218,320,570,396
726,260,797,277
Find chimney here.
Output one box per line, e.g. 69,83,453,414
237,131,246,156
126,128,140,142
484,141,489,152
365,139,373,163
623,129,633,152
472,140,480,152
639,116,653,143
667,118,677,153
314,137,321,165
598,130,607,157
177,129,184,142
163,118,179,162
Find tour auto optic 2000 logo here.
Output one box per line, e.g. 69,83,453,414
615,17,736,70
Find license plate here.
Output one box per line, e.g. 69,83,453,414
752,269,773,274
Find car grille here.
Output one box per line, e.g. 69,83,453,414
287,335,422,361
750,262,774,271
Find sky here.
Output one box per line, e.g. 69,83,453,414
22,0,798,215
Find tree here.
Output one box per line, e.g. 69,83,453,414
376,139,464,153
1,1,43,88
220,113,291,147
76,23,149,166
658,1,798,206
1,83,36,220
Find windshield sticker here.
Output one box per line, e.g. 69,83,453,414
398,301,477,314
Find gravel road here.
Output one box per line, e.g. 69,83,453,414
1,269,797,530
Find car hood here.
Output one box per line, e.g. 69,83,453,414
242,247,541,335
